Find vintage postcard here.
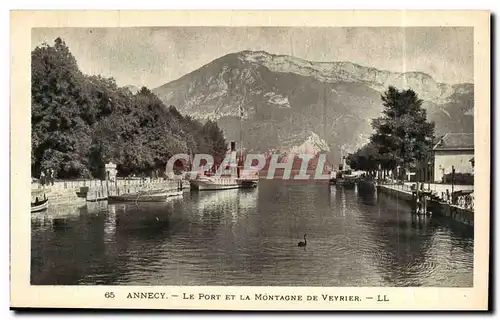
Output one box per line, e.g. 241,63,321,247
10,10,490,310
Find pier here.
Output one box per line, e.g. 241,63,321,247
31,177,189,205
376,182,474,227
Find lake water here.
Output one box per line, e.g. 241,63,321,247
31,180,474,287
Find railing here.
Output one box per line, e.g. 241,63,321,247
379,181,474,212
380,181,415,193
455,193,474,211
31,177,186,192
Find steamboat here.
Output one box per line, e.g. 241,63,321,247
189,142,259,191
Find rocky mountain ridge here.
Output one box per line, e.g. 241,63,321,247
153,50,473,161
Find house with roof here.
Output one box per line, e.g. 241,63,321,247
432,133,474,182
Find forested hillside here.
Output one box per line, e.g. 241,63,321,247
31,38,227,179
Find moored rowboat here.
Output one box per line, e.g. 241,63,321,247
189,177,259,191
31,198,49,212
107,189,183,203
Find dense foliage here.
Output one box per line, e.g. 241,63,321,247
346,142,392,173
31,38,227,179
442,173,474,185
347,86,435,174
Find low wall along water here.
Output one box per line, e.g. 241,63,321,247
376,184,474,227
31,178,186,205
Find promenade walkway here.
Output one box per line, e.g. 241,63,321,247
31,177,187,205
384,182,473,194
380,181,474,211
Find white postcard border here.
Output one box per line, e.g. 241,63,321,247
10,10,491,310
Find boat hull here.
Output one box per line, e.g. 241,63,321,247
108,190,183,203
190,180,240,191
86,196,109,202
190,178,259,191
330,178,356,188
239,180,259,189
357,179,376,192
31,199,49,212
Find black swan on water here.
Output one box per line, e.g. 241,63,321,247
298,234,307,247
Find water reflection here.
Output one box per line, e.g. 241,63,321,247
191,188,258,222
31,181,473,287
354,189,473,287
104,204,117,243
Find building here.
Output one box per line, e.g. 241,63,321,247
432,133,474,182
413,159,434,182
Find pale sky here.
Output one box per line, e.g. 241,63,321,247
31,27,473,89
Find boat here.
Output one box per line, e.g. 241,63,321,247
332,177,356,188
189,176,258,191
329,170,358,187
107,189,183,203
357,178,377,192
189,99,259,192
189,176,240,191
86,194,109,202
189,142,259,192
329,155,364,188
238,178,259,189
31,198,49,212
76,186,90,198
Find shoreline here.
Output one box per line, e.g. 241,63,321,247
376,184,474,227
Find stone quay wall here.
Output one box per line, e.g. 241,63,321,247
376,184,474,227
31,178,187,205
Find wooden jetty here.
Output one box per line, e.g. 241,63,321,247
412,189,433,216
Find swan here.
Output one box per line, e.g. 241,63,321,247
297,234,307,247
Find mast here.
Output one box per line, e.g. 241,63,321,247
323,83,326,139
240,102,243,154
323,83,327,170
240,85,245,153
239,85,246,166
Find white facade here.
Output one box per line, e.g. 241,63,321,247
433,150,474,182
105,162,117,182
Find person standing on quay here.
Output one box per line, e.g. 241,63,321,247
50,168,55,186
40,170,45,187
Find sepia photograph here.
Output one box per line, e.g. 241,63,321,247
10,10,490,310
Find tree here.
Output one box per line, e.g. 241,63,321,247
31,38,92,178
369,86,435,174
202,119,228,164
31,38,228,179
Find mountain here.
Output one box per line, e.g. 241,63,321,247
153,50,473,163
423,83,474,136
289,131,330,154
